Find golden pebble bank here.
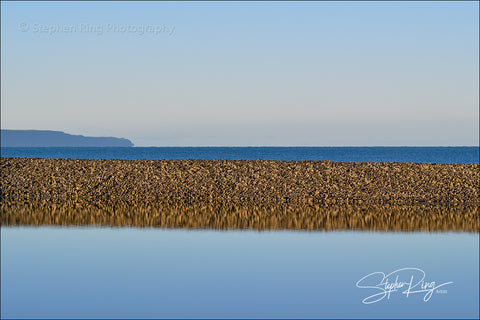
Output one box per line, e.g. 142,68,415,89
1,158,479,231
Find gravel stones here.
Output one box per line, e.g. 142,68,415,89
1,157,478,231
1,158,478,205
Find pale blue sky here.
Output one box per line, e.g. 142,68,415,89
1,1,478,146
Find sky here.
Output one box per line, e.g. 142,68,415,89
1,1,478,146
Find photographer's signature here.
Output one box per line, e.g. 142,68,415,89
356,267,453,304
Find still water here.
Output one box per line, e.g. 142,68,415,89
1,146,478,163
1,227,478,319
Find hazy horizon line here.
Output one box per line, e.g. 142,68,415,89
1,129,477,148
2,145,477,148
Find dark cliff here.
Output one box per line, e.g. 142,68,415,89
1,130,134,147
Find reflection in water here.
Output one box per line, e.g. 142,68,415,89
1,199,478,231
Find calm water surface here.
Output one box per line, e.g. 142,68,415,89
1,146,478,163
1,227,478,319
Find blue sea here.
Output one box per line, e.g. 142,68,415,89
1,146,478,163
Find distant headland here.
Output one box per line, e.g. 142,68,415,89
1,130,134,147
